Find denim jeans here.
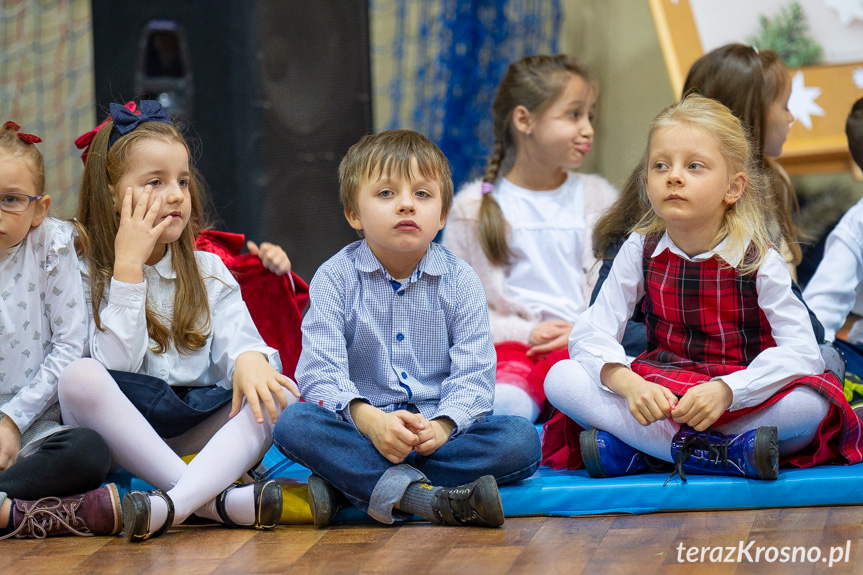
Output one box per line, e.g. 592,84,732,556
273,402,541,523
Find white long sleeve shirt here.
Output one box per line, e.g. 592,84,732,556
803,196,863,343
572,232,826,411
0,218,86,434
81,248,279,388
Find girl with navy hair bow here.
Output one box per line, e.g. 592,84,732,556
58,100,300,541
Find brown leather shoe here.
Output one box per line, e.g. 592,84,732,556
0,483,122,539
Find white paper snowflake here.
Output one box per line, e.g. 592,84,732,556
854,67,863,89
823,0,863,25
788,71,825,130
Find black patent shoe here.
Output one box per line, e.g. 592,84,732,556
216,480,283,529
122,489,174,542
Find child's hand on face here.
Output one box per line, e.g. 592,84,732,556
602,364,677,426
351,401,421,463
410,415,454,456
0,417,21,472
672,379,733,431
113,186,174,283
527,320,573,357
246,241,292,276
231,351,300,424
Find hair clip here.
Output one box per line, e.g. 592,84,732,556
75,101,136,165
2,121,42,145
481,182,494,195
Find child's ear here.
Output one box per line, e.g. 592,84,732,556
725,172,746,206
511,105,534,136
30,195,51,227
108,183,121,214
438,208,450,230
344,208,363,231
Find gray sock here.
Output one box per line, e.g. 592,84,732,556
397,481,442,520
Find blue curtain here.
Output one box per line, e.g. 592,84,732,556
374,0,562,189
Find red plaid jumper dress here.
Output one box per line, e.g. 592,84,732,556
541,234,863,470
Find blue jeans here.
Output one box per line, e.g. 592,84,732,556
273,402,541,523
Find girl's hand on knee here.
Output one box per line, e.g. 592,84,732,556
113,186,174,283
0,417,21,472
672,380,733,431
231,351,299,424
247,241,292,276
527,321,573,356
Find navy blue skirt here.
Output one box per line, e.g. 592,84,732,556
108,370,233,438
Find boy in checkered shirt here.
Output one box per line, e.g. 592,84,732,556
273,130,541,527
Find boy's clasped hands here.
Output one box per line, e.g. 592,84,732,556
601,363,733,431
350,400,454,463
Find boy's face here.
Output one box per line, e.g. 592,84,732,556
345,157,447,275
0,155,49,251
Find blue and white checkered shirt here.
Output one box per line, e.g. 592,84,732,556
296,239,495,432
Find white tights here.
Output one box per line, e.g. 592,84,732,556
58,358,293,529
544,359,830,461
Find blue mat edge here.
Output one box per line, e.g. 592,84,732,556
106,426,863,522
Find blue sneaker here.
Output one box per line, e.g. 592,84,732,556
669,426,779,482
579,429,671,478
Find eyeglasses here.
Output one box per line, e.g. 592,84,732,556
0,192,44,213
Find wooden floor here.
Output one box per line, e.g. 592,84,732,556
4,507,863,575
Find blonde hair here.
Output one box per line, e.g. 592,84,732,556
339,129,453,223
76,119,210,354
633,95,771,275
0,122,45,195
479,54,596,266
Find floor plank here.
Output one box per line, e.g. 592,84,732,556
3,507,862,575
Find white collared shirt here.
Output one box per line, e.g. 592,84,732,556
571,232,825,410
81,248,279,388
803,197,863,342
0,218,87,433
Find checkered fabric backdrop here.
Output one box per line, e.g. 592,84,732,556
0,0,94,218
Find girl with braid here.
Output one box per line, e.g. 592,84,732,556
442,54,617,422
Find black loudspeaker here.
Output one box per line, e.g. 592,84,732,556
91,1,372,280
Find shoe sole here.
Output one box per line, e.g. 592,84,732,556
473,475,505,528
122,492,151,542
254,480,283,529
105,483,123,536
307,475,334,528
579,429,609,478
754,426,779,480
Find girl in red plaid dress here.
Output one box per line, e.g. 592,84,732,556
542,95,863,480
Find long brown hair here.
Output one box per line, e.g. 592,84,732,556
479,54,596,266
593,44,800,264
77,120,210,354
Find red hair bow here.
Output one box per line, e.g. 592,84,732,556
2,121,42,145
74,101,137,165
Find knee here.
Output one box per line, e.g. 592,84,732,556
543,360,586,408
273,402,330,452
491,415,542,468
58,358,110,405
49,427,112,485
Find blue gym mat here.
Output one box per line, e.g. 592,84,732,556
107,425,863,522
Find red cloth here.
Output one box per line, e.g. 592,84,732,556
195,230,308,379
496,342,568,422
541,234,863,470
